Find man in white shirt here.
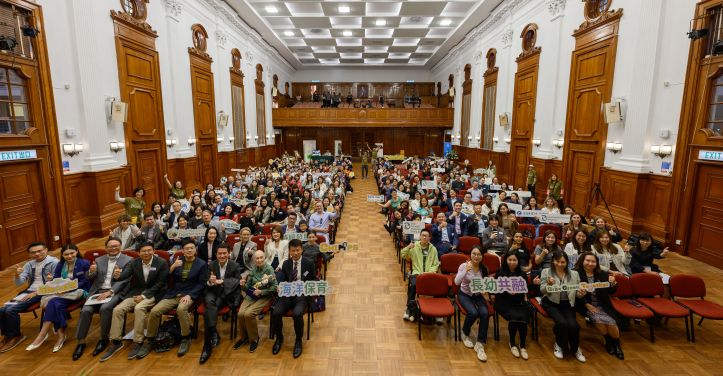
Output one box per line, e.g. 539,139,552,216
469,180,484,202
308,201,339,238
480,195,495,217
73,237,134,360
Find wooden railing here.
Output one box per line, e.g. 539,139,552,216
272,107,455,128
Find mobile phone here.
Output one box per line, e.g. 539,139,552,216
627,300,642,308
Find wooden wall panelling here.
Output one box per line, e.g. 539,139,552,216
272,108,455,128
111,4,168,208
561,5,622,215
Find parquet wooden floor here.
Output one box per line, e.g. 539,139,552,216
3,165,723,375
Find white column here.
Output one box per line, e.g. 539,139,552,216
469,48,484,148
215,28,229,151
266,63,274,145
495,28,514,153
72,0,117,171
164,0,193,158
611,0,662,173
245,53,258,147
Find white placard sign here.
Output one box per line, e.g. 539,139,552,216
483,178,492,185
489,185,502,190
506,203,524,212
540,213,571,223
396,191,410,200
402,221,425,237
507,190,532,198
166,228,208,238
284,233,308,241
366,195,384,202
514,210,540,218
545,282,610,293
229,199,248,206
461,204,474,215
231,169,246,172
220,219,241,230
421,180,437,190
432,167,445,173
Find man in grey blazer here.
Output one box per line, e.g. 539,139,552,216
194,209,226,245
137,212,168,251
72,237,133,360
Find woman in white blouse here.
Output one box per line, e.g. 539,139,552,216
265,226,289,280
591,231,632,276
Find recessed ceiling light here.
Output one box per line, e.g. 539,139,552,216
266,6,278,13
310,29,323,33
372,41,382,44
440,20,452,26
343,31,352,36
375,20,386,26
339,6,350,13
284,31,294,36
409,17,423,22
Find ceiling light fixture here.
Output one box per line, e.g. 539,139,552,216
265,6,278,13
338,6,350,13
343,31,352,36
409,17,423,22
310,29,323,33
375,20,386,26
440,20,452,26
284,31,294,36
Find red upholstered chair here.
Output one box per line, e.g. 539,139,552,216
670,274,723,343
482,254,500,277
194,303,234,340
316,235,327,244
440,254,468,288
226,234,241,249
154,250,170,266
609,275,656,342
631,273,691,342
269,296,313,341
459,189,467,197
415,273,456,340
251,235,268,251
526,274,552,341
538,224,561,239
522,238,533,252
121,250,139,259
279,199,288,207
263,224,276,235
533,237,544,248
517,224,535,235
425,224,432,233
451,283,498,342
457,237,481,259
171,251,185,261
84,249,107,265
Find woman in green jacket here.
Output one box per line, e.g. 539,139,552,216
547,174,564,209
535,251,586,363
115,185,146,227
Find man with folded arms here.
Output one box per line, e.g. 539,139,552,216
72,237,133,360
272,239,317,358
101,242,168,362
0,242,59,352
200,243,241,364
142,239,207,358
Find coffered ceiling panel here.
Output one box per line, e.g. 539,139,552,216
224,0,504,68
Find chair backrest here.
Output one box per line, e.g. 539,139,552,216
610,274,632,298
316,235,327,243
522,238,533,252
459,189,467,197
84,249,107,265
154,250,170,266
631,273,664,297
533,237,543,248
122,250,140,259
431,206,441,213
226,234,241,249
280,199,288,207
251,235,268,250
670,274,706,298
440,254,467,274
172,252,185,261
458,236,481,255
425,224,432,233
517,224,534,234
263,224,276,235
416,273,450,297
539,224,561,239
482,254,500,274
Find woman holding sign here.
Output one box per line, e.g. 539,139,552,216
574,252,624,360
27,244,90,352
592,232,631,276
536,252,586,362
522,197,543,237
495,251,531,359
454,246,490,362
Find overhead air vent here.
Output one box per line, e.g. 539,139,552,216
372,41,382,44
394,53,405,56
409,17,423,22
310,29,323,33
346,48,355,51
425,40,435,44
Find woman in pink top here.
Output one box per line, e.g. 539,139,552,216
454,246,490,362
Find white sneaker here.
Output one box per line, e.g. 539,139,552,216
474,343,487,362
460,333,474,348
575,348,586,363
553,343,563,359
436,317,444,325
408,314,415,323
510,345,520,358
520,348,529,360
403,311,410,321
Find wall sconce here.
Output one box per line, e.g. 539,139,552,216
651,144,672,158
532,139,541,147
475,132,481,141
552,139,563,149
246,131,251,140
229,136,235,143
217,137,223,143
266,133,271,139
166,139,177,148
63,143,83,157
493,137,498,143
504,137,511,144
109,141,125,153
450,135,455,140
467,135,472,141
607,142,622,154
254,135,259,140
188,137,196,145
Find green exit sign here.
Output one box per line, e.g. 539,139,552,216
699,150,723,162
0,150,37,161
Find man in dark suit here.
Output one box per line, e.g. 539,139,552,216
463,203,490,242
271,239,317,358
446,201,468,238
73,237,134,360
431,212,458,260
143,239,207,358
200,243,241,364
443,189,463,212
137,212,168,251
101,242,168,362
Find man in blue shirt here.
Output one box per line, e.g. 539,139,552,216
468,180,484,202
308,201,339,238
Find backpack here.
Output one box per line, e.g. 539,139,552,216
154,317,193,353
311,295,326,312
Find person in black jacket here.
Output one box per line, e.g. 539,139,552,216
102,242,169,362
200,243,242,364
495,251,531,360
462,203,489,240
574,251,624,360
198,226,221,264
137,212,168,251
271,239,318,358
629,233,669,275
451,173,466,193
238,206,257,234
587,217,622,246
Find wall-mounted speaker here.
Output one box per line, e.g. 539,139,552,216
604,102,622,123
499,114,509,127
111,100,128,123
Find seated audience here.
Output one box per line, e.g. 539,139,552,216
463,203,489,241
592,231,631,276
481,215,507,256
563,229,592,264
400,229,439,323
198,226,222,264
504,231,531,271
137,211,168,251
431,211,458,259
629,233,669,276
587,216,622,246
534,230,561,270
562,212,586,244
454,246,490,362
231,227,257,276
265,226,289,279
110,214,139,251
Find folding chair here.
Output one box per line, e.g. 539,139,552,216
440,254,468,289
609,275,655,342
415,273,456,341
482,254,500,277
631,273,692,342
670,274,723,343
526,275,552,341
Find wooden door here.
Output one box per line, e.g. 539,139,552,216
510,55,539,189
136,149,162,204
513,145,529,188
687,163,723,268
199,144,214,187
568,150,596,211
0,161,48,268
190,62,218,185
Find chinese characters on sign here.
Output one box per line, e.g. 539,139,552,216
469,276,528,294
277,281,335,297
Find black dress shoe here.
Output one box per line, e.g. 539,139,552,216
222,313,230,322
605,336,615,355
293,341,302,358
211,333,221,348
233,338,249,350
249,340,259,353
614,341,624,360
72,344,86,361
199,343,212,364
93,338,109,356
272,335,283,355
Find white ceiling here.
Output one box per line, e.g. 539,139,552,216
222,0,504,69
